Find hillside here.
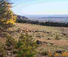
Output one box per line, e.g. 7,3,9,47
0,23,68,57
17,15,28,20
2,23,68,56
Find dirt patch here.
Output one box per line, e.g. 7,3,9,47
0,37,6,44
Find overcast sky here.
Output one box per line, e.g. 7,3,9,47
11,0,68,15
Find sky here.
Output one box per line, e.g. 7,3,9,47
11,0,68,15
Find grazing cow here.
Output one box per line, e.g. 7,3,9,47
25,29,29,33
22,29,29,33
17,28,23,33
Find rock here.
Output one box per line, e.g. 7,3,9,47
35,31,38,32
43,31,47,33
47,43,51,46
43,41,48,44
66,35,68,37
55,50,63,54
47,38,51,40
5,45,13,50
43,41,52,45
61,33,67,36
36,40,42,44
66,46,68,49
50,43,53,45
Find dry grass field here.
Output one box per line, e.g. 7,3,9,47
11,23,68,50
0,23,68,57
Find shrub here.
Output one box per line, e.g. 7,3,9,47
0,43,6,57
16,33,38,57
47,38,51,40
6,34,17,47
41,51,49,56
0,33,38,57
36,33,41,37
8,28,12,31
55,35,60,40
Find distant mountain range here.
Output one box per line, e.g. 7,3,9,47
24,15,68,23
14,14,68,23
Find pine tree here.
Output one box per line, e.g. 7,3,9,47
16,33,38,57
0,0,17,29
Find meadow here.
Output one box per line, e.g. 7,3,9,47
0,23,68,57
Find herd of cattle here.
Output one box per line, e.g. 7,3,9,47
17,28,51,34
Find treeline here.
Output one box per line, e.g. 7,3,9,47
16,19,68,27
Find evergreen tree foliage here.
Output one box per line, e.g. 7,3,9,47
16,33,38,57
0,42,6,57
6,34,17,47
0,0,17,29
0,33,38,57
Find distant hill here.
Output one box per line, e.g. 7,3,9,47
17,15,28,20
15,14,29,23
